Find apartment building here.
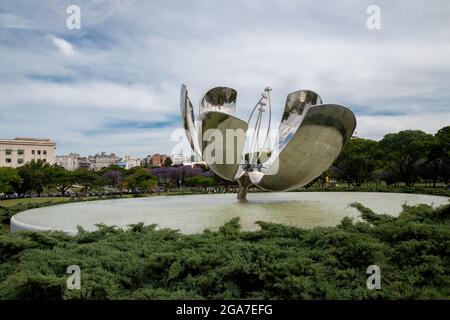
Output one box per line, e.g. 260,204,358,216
55,153,80,171
149,153,168,166
117,155,141,170
88,152,118,171
0,137,56,168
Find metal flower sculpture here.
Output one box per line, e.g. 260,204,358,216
180,84,356,201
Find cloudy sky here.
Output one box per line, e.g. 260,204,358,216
1,0,449,158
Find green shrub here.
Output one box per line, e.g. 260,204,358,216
0,203,449,299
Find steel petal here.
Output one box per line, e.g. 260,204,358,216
250,104,356,191
201,111,248,181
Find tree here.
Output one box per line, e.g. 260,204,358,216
377,130,434,187
117,179,130,193
373,167,400,186
16,160,51,197
74,168,102,195
124,169,158,193
424,126,450,187
139,178,158,193
102,169,123,187
436,126,450,156
163,157,173,167
48,165,77,197
184,176,214,190
150,166,181,190
211,172,236,192
0,167,22,195
333,138,378,187
435,126,450,184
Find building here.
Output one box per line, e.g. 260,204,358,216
55,153,80,171
116,155,141,170
140,155,151,167
78,157,91,169
190,154,200,163
171,153,185,166
170,153,202,166
149,153,168,166
0,137,56,168
140,154,170,167
88,152,118,171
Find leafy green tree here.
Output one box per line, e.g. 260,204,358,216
184,176,214,190
97,164,125,174
117,179,130,193
139,178,158,193
125,166,142,176
48,166,77,197
124,169,158,193
0,168,22,194
74,168,103,195
432,126,450,185
16,160,51,197
422,139,447,187
436,126,450,156
333,138,378,187
377,130,434,187
163,157,173,167
373,167,400,186
211,172,237,192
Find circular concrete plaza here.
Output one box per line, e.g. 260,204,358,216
10,192,449,235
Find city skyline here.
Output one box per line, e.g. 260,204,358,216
1,1,450,157
0,135,195,171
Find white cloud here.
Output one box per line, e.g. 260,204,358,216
357,113,450,140
0,13,33,29
51,37,75,56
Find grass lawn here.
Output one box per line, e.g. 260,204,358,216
0,197,73,208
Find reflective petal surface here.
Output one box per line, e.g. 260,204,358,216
200,87,237,116
180,84,202,156
278,90,322,151
250,104,356,191
201,111,248,181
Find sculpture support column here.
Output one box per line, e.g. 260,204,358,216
237,173,252,201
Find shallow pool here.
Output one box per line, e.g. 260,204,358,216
10,192,449,235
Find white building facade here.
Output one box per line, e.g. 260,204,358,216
0,137,56,168
117,155,141,170
55,153,80,171
88,152,118,171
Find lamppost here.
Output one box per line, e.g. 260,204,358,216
179,165,182,191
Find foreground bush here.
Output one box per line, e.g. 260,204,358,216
0,203,449,299
299,185,450,197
